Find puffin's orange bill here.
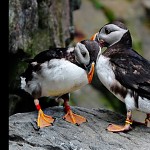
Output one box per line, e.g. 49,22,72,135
87,62,95,84
90,32,98,40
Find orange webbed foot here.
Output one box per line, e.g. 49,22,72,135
107,110,133,132
63,109,87,125
107,123,132,132
145,114,150,127
37,109,55,128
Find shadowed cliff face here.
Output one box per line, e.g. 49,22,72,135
9,107,150,150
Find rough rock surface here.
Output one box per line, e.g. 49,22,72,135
9,106,150,150
9,0,74,53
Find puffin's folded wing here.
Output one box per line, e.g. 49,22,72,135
110,53,150,99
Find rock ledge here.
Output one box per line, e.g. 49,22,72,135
9,106,150,150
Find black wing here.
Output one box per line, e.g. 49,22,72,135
23,48,68,64
30,47,86,69
110,48,150,99
32,48,68,63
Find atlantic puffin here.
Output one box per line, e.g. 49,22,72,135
20,40,99,128
90,21,150,132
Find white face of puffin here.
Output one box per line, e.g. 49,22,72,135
97,24,128,47
74,41,102,65
74,42,90,65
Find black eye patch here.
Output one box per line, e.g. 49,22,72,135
81,52,86,57
105,28,111,34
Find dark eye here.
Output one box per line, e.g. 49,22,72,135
82,52,86,57
105,28,111,34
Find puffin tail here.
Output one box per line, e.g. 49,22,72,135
20,76,26,90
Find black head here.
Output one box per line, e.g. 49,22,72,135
92,21,132,48
74,40,101,66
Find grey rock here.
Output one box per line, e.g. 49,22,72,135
9,0,38,53
9,0,79,54
9,107,150,150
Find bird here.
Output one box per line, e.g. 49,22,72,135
20,40,100,128
90,20,150,132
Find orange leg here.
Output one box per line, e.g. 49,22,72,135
34,99,55,128
87,62,95,84
145,113,150,127
107,110,132,132
62,96,87,125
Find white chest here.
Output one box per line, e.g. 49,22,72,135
36,59,88,96
96,55,115,90
96,55,124,102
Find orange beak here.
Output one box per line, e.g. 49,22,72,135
90,32,105,48
90,32,98,41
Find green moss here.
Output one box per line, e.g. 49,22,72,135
89,0,103,9
58,20,63,46
132,39,143,55
29,29,55,55
89,0,116,22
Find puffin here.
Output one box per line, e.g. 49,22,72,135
20,40,99,128
90,21,150,132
